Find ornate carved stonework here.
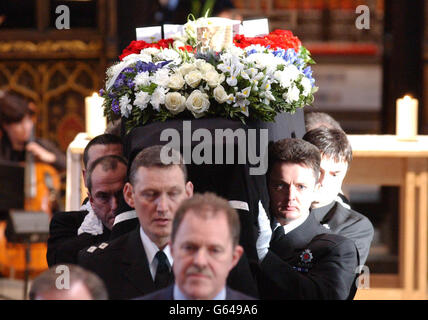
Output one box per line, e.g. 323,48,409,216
0,40,102,54
0,60,101,151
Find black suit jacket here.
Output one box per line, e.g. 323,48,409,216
78,228,173,300
312,201,374,266
258,213,359,300
137,284,256,300
109,217,139,240
47,210,111,267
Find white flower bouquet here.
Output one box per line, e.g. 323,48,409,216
100,19,317,133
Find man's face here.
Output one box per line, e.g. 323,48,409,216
172,210,243,300
268,162,318,225
83,144,123,184
88,163,127,230
124,166,193,248
312,156,348,208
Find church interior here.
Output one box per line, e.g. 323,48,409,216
0,0,427,301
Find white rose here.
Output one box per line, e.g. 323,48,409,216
204,70,225,88
168,73,186,90
184,70,203,88
178,63,196,76
165,92,186,114
283,85,300,103
196,60,215,74
213,85,230,104
186,90,210,117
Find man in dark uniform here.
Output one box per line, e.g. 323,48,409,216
303,127,374,265
139,192,255,300
256,138,359,300
47,155,127,266
78,146,194,299
47,133,140,266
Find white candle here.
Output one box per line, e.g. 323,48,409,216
85,92,107,138
396,95,418,141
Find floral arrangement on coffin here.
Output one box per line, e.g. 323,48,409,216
100,18,317,133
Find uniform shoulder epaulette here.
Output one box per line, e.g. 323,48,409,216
98,242,109,249
86,246,98,253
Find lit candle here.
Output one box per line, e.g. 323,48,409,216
396,95,418,141
85,92,107,138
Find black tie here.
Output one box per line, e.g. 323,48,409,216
271,225,285,244
154,251,171,289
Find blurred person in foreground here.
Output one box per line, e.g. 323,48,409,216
29,264,108,300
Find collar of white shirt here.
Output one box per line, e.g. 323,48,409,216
139,227,173,280
113,210,137,226
173,284,226,300
277,212,309,235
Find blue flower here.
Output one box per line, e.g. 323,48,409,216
112,99,120,114
99,89,105,96
303,66,315,86
295,57,305,70
114,78,124,88
126,78,135,88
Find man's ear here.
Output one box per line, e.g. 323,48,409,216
87,189,94,207
123,182,135,208
230,245,244,271
185,181,194,198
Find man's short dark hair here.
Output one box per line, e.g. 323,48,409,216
0,90,34,126
86,154,128,192
29,264,108,300
268,138,321,180
303,128,353,165
83,133,123,169
172,192,240,247
304,111,343,132
128,145,187,186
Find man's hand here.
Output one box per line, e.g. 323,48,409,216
26,142,56,164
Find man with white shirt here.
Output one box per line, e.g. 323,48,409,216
78,145,193,299
256,138,359,300
139,193,254,300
